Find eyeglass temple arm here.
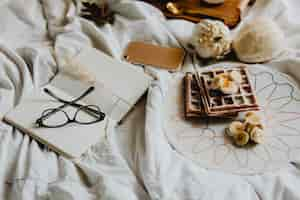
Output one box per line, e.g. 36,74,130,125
43,87,101,115
44,86,95,103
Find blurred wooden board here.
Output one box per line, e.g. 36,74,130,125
140,0,254,28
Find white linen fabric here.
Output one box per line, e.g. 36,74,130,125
0,0,300,199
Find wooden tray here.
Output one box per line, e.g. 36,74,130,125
140,0,254,28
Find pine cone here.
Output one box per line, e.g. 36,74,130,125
81,2,115,26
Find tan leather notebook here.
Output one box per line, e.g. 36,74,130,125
124,41,185,72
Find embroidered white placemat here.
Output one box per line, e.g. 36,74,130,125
164,65,300,175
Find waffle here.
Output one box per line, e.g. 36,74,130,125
184,72,205,117
196,66,260,115
184,72,237,118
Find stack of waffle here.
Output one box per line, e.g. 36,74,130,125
184,66,260,118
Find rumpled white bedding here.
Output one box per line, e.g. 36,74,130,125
1,0,300,199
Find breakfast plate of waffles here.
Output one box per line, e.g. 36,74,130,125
163,64,300,175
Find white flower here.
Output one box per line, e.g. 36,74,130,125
190,19,232,59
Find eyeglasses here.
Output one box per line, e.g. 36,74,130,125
35,86,105,128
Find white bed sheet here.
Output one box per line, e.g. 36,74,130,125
0,0,300,199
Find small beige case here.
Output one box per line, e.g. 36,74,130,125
123,41,185,72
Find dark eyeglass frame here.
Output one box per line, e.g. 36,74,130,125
35,86,105,128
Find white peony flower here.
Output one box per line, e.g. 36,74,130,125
190,19,232,59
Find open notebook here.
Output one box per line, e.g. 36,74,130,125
4,47,153,158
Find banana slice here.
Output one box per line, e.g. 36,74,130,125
227,121,244,137
245,112,261,125
211,73,227,89
225,128,232,137
211,73,226,89
245,111,255,118
250,127,264,144
233,131,250,146
220,80,239,94
245,123,256,133
211,76,221,90
229,70,243,84
244,112,265,133
211,72,239,94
